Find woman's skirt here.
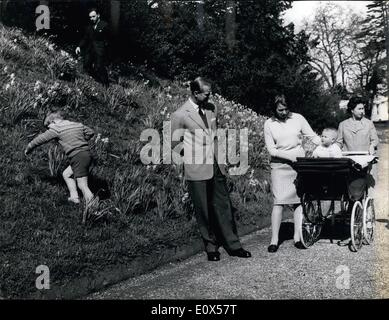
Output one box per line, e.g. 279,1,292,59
270,162,300,205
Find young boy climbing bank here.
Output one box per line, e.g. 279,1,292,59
24,111,97,222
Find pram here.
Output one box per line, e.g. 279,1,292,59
292,153,378,251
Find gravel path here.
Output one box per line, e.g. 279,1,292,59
87,124,389,300
374,123,389,298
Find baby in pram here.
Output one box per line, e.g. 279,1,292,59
312,127,342,158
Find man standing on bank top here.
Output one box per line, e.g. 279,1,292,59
170,77,251,262
76,8,110,86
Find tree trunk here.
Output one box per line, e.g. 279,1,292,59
0,0,9,22
225,0,236,51
337,40,346,89
110,0,120,36
162,1,173,28
196,0,204,31
329,54,337,88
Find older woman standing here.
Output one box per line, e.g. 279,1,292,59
337,96,379,197
264,95,320,252
337,96,379,155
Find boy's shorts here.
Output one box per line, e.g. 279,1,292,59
70,151,92,178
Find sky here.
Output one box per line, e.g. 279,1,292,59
283,1,372,31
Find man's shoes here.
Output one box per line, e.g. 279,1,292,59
294,241,306,249
228,248,252,258
207,252,220,261
267,244,279,253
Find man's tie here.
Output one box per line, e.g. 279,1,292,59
198,108,209,129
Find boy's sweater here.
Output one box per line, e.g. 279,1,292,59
26,120,95,158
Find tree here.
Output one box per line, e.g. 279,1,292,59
119,0,333,121
0,0,10,22
110,0,121,36
303,2,360,91
369,0,388,93
352,1,388,117
1,0,335,127
225,0,236,51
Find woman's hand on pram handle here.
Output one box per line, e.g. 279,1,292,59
284,154,298,163
347,155,379,170
287,156,298,163
369,155,378,164
270,154,296,164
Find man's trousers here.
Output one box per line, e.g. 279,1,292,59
187,163,242,253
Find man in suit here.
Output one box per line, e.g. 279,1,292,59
76,8,109,86
170,77,251,261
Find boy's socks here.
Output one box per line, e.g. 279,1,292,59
68,197,80,204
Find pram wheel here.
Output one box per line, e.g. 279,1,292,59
350,201,364,251
300,194,322,248
362,197,375,245
301,215,322,248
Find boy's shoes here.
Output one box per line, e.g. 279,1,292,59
68,197,80,204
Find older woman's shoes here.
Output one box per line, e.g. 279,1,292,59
294,241,306,249
267,244,279,253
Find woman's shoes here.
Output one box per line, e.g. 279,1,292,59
267,244,279,253
267,241,306,252
294,241,306,249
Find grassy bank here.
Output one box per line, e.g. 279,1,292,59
0,25,272,299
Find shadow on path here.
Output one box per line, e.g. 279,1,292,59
277,217,353,247
377,219,389,230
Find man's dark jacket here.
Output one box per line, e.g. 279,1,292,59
79,20,110,56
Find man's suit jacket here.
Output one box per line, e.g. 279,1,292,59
79,20,110,56
171,99,226,181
